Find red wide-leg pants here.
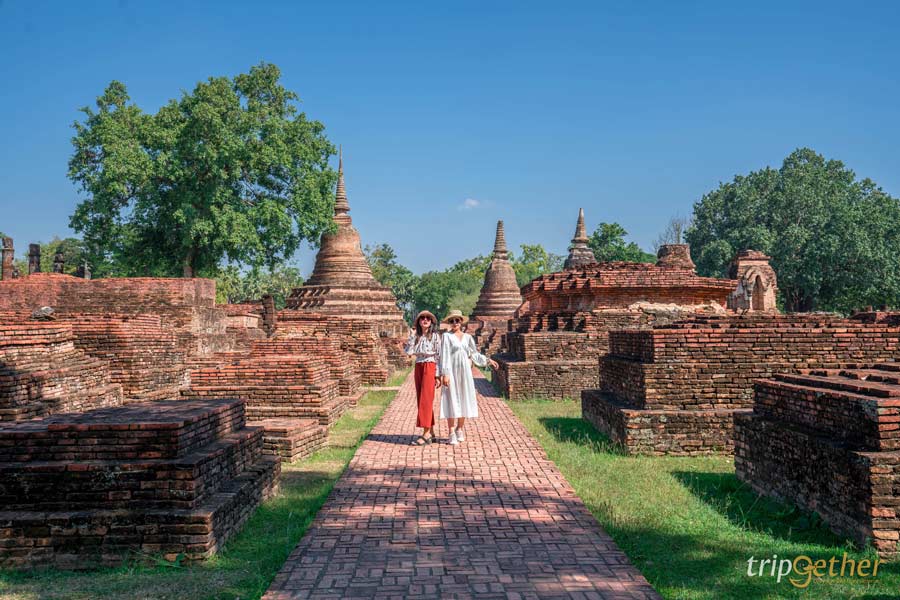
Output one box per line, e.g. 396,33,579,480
413,362,436,428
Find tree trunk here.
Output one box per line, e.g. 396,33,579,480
182,248,195,278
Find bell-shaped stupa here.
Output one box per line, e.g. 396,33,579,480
468,220,523,354
286,150,407,336
563,208,596,270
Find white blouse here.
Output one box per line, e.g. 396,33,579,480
404,331,442,375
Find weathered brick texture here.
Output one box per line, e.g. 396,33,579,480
276,311,393,385
582,390,743,455
604,314,900,411
0,399,279,569
585,313,900,455
184,355,346,425
0,321,123,421
0,273,256,357
735,364,900,558
64,314,189,401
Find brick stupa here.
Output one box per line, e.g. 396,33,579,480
468,221,523,354
287,152,407,337
563,208,596,270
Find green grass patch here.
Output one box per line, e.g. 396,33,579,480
0,389,397,600
387,367,413,387
510,399,900,600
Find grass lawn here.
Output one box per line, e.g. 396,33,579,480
509,398,900,600
387,366,413,387
0,389,398,600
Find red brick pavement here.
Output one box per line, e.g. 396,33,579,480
263,370,660,599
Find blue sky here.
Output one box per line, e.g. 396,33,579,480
1,1,898,275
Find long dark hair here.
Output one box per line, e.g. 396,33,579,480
415,315,436,340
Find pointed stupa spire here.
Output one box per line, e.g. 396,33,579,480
574,207,588,241
492,220,509,259
564,207,596,269
333,146,351,222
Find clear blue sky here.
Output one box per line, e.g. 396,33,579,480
1,1,898,275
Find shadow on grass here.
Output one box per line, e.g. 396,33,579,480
538,416,625,455
673,471,849,547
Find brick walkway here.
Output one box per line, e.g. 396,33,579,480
263,371,660,600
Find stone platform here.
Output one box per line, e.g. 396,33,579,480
0,398,279,569
735,363,900,558
256,418,328,463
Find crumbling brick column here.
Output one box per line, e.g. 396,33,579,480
52,251,65,274
0,237,13,281
27,244,40,274
74,261,91,279
261,294,277,337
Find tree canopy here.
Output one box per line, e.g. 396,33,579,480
588,223,656,263
686,147,900,312
512,244,564,286
68,63,336,278
215,264,304,309
364,243,416,319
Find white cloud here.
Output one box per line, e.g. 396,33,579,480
458,198,481,211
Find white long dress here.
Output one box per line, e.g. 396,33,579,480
439,331,489,419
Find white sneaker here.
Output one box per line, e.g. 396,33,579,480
456,428,465,442
449,431,459,445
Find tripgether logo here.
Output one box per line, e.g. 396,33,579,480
747,553,881,588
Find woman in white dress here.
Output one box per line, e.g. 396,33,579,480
438,309,499,445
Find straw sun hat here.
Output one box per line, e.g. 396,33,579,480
414,310,437,324
441,309,468,324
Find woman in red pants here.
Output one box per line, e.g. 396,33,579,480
404,310,442,445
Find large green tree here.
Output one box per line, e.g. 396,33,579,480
588,223,656,263
365,243,416,319
512,244,564,286
215,264,304,309
68,63,336,278
410,255,491,321
686,148,900,312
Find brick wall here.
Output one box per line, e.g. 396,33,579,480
250,338,362,400
495,357,599,401
62,314,189,401
0,321,123,421
603,314,900,411
184,354,346,425
735,364,900,558
277,311,392,385
0,273,236,357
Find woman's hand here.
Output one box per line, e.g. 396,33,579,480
441,375,450,387
434,377,442,389
488,359,499,370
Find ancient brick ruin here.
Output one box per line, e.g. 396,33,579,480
0,250,409,568
495,209,768,401
468,220,523,355
735,363,900,558
0,321,123,421
584,313,900,455
0,398,279,568
286,153,408,339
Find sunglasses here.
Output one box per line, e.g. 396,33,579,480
448,318,462,324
